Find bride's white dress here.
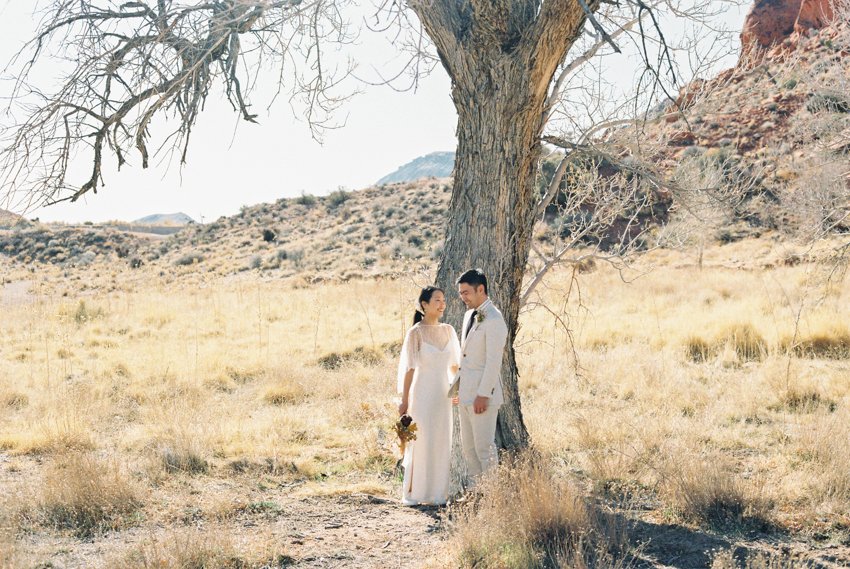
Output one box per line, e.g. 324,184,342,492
397,323,461,506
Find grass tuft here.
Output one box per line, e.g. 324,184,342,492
663,457,772,531
445,453,628,569
110,528,294,568
316,346,384,370
717,323,767,362
783,326,850,359
2,391,29,410
263,382,306,406
23,452,143,538
684,335,715,362
155,438,209,474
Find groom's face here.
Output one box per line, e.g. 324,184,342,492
458,283,486,309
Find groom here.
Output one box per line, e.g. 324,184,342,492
450,269,508,487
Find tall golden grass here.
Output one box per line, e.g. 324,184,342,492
442,454,628,568
0,237,848,563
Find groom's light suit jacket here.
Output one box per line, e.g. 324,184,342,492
449,299,508,407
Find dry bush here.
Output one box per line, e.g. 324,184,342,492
1,414,96,455
153,435,209,475
262,375,308,406
782,325,850,359
1,391,28,410
316,346,385,370
223,365,265,385
662,456,772,530
109,527,293,569
683,335,716,362
717,324,768,362
574,417,653,499
795,413,850,504
444,454,629,569
21,452,143,538
772,387,837,414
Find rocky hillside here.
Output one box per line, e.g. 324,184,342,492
1,14,847,283
0,179,453,281
634,14,849,238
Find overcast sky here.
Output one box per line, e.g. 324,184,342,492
0,2,748,223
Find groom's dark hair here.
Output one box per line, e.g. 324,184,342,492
456,269,488,294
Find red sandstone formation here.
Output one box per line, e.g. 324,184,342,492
740,0,837,57
740,0,801,52
795,0,836,33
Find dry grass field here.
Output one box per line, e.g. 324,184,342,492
1,235,850,568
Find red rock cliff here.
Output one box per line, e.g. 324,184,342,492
740,0,837,56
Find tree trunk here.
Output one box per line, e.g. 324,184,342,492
411,0,593,494
436,58,549,494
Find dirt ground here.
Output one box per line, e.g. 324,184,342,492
4,448,849,569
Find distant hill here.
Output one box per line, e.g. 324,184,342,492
133,212,194,225
377,151,455,185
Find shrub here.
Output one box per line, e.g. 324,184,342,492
684,335,715,363
110,528,294,569
157,440,209,475
806,92,850,114
295,192,317,207
797,414,850,502
772,388,837,414
25,453,143,538
327,188,350,208
317,346,384,370
174,252,204,266
718,324,767,362
447,454,628,569
249,255,263,270
782,327,850,359
288,248,305,268
263,381,306,406
224,366,263,384
73,300,105,325
662,457,772,531
262,228,277,242
2,391,29,410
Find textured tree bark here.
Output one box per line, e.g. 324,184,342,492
409,0,593,493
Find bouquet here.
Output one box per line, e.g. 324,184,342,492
393,414,418,457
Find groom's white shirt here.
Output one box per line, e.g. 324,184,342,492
452,298,508,406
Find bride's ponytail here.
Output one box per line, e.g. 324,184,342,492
413,310,425,325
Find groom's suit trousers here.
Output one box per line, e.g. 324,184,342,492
459,403,500,484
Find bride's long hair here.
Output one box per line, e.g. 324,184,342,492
413,286,444,325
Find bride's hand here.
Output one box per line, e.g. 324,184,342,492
398,400,409,416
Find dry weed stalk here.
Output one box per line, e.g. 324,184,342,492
446,453,629,569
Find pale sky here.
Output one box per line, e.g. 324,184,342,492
0,1,748,223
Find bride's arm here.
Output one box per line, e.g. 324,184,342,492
448,325,461,375
398,327,419,415
399,369,414,416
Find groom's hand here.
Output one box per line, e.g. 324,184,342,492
473,396,489,414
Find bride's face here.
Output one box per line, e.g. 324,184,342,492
422,290,447,319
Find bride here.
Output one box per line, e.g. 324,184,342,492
397,286,461,506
